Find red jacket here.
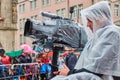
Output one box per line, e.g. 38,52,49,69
41,58,49,64
1,56,12,64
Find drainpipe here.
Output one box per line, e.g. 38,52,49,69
67,0,69,18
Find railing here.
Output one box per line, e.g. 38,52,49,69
0,62,49,80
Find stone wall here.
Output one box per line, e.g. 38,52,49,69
0,0,17,52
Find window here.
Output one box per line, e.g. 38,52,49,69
22,4,25,12
19,18,26,30
47,0,50,5
61,8,66,17
70,4,83,19
22,18,26,29
42,0,45,5
19,19,22,30
42,0,50,6
20,34,22,45
19,5,21,13
20,34,26,45
30,0,37,10
31,15,38,20
78,4,83,17
56,8,66,17
114,4,119,17
56,9,61,16
72,6,77,18
56,0,64,3
19,3,25,13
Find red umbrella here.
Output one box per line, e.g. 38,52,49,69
20,44,33,54
47,51,53,57
61,51,69,57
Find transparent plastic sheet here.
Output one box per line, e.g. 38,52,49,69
24,19,88,48
51,72,102,80
74,1,120,78
81,1,113,33
53,26,86,48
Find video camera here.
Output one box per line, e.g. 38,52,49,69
24,12,88,48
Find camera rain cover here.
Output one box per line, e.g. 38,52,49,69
52,26,81,48
24,19,88,48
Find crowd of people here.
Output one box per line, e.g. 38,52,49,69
0,39,79,80
0,41,52,80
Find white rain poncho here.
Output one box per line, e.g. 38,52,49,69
51,1,120,80
75,1,120,79
51,72,102,80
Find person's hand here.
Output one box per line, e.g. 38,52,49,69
59,64,70,76
53,71,60,75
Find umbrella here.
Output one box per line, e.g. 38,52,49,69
5,49,23,57
61,51,69,57
20,44,33,54
33,46,43,52
47,51,53,57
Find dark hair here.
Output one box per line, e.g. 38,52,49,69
32,41,37,44
0,48,5,56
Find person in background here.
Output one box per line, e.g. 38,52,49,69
26,54,32,63
0,49,12,65
0,48,5,57
0,49,12,79
57,55,65,70
65,47,77,70
32,41,44,53
18,53,27,63
40,53,51,80
32,41,37,51
0,48,5,63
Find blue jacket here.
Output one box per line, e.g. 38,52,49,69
65,53,77,70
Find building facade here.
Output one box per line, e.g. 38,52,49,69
0,0,18,52
17,0,120,49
